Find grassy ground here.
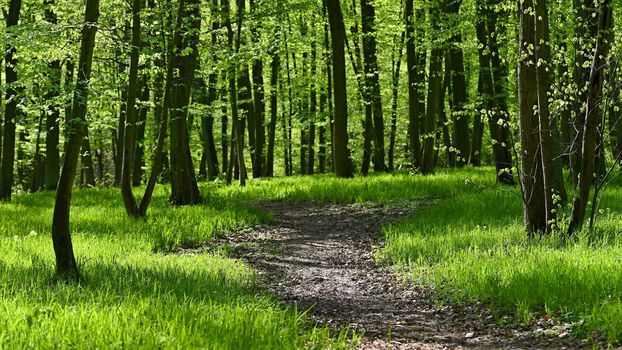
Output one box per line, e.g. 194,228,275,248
221,168,622,346
4,168,622,347
0,187,352,349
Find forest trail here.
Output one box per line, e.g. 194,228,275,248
222,201,585,349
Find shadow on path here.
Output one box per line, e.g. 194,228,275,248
222,201,587,350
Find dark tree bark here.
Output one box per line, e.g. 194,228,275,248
169,0,202,204
307,33,318,175
133,81,149,186
445,0,470,167
265,42,280,177
120,0,143,215
421,4,443,175
360,0,386,171
568,0,612,235
52,0,100,281
388,30,405,171
0,0,22,201
518,0,563,235
405,1,425,169
250,0,265,178
44,1,62,190
326,0,353,178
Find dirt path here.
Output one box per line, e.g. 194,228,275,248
219,201,587,349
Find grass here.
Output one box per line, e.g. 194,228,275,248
218,168,622,346
0,187,353,349
5,167,622,347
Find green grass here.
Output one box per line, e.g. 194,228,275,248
5,168,622,347
217,168,622,346
0,187,353,349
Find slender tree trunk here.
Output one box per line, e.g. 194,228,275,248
0,0,22,201
568,0,612,235
421,4,443,175
445,0,470,167
81,129,96,187
307,34,318,175
32,113,46,191
326,0,352,178
52,0,100,281
120,0,143,215
518,0,547,235
388,30,405,171
265,46,279,177
360,0,385,171
133,81,149,186
44,1,61,190
405,1,425,169
250,0,265,178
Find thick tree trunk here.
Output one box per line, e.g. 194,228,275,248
326,0,353,178
0,0,22,201
52,0,99,281
169,0,202,204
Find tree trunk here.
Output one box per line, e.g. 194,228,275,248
44,1,61,190
405,0,425,169
568,0,612,235
307,35,318,175
360,0,385,172
52,0,99,281
169,0,202,204
421,4,443,175
120,0,143,216
133,81,149,186
0,0,22,201
250,0,265,178
388,30,405,171
265,44,280,177
326,0,353,178
445,0,470,167
80,129,97,187
487,1,514,184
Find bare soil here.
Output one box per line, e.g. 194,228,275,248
199,201,593,349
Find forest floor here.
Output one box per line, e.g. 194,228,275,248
196,200,589,349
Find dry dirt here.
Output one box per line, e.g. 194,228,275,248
197,201,595,349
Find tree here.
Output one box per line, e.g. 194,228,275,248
360,0,386,171
405,0,425,169
169,0,202,205
43,0,61,191
326,0,353,178
445,0,470,167
51,0,100,281
568,0,612,235
1,0,22,201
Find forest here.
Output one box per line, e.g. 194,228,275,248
0,0,621,348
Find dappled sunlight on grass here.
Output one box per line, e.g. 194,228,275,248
0,187,350,349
